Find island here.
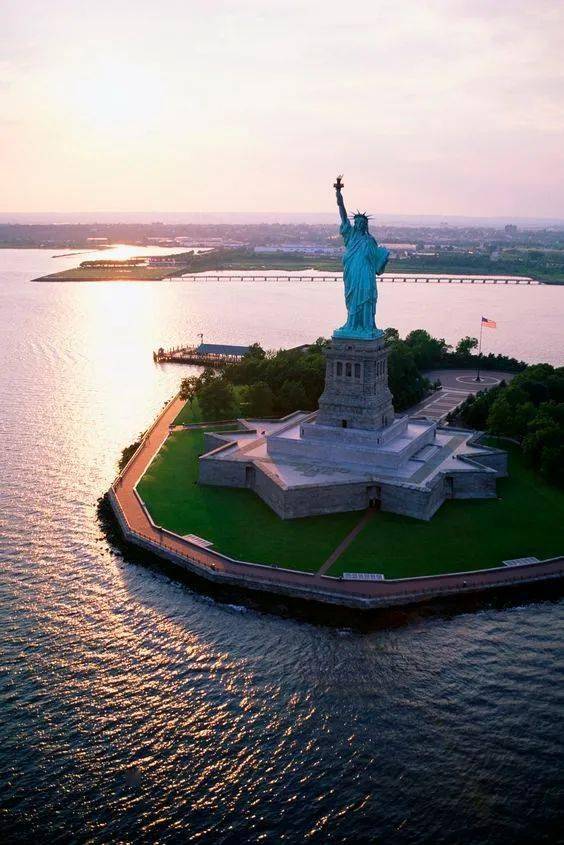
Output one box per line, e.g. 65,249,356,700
20,220,564,284
105,180,564,612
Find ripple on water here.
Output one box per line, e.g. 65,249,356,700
0,254,563,844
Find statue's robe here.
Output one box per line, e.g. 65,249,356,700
336,219,389,337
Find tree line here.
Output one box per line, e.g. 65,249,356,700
453,364,564,487
179,328,526,422
179,332,564,486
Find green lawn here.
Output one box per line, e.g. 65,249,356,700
32,247,564,284
136,429,360,570
137,432,564,578
331,442,564,578
35,266,175,281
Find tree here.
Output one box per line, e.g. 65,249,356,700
459,389,497,429
277,379,308,414
244,342,266,360
405,329,450,368
486,396,514,436
198,379,239,420
459,362,564,490
455,336,478,357
522,420,560,467
312,337,330,349
384,327,399,343
243,381,274,417
513,401,536,437
522,402,564,485
299,358,325,408
540,445,564,487
521,380,550,406
198,367,218,387
547,371,564,402
118,436,143,471
227,345,268,385
387,344,428,410
180,376,200,402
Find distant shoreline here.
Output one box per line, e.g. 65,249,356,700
31,267,548,285
5,221,564,284
3,238,560,284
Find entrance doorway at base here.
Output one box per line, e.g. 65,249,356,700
341,419,348,428
367,485,381,509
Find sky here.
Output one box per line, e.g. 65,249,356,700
1,0,563,218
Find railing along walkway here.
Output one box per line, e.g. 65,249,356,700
177,273,539,285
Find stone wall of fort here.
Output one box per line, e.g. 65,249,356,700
380,474,447,520
199,455,248,488
449,469,498,499
470,449,509,476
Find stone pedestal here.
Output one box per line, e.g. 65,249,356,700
267,416,437,472
316,337,394,431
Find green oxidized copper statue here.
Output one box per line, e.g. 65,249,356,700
333,175,389,340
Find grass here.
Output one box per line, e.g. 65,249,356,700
331,442,564,578
136,429,360,570
34,266,175,281
187,254,343,272
33,251,562,283
136,431,564,578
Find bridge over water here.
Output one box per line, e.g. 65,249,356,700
177,273,539,285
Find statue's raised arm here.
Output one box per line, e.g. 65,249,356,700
334,175,348,227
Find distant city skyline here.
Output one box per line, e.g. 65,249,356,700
2,211,564,228
2,0,563,217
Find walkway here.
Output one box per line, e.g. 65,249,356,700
413,369,516,422
110,398,563,609
317,511,375,576
180,274,539,285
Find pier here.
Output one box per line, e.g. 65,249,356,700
176,273,539,285
154,342,250,366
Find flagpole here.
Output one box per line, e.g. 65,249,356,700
476,318,483,383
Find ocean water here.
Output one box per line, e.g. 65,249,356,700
1,249,563,843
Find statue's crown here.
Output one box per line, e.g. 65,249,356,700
351,211,370,222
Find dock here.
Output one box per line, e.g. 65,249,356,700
154,342,250,366
177,273,539,285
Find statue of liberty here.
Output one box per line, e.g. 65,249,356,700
333,176,389,340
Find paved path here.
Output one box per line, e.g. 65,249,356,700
409,435,466,483
412,369,516,422
110,396,563,609
318,510,375,575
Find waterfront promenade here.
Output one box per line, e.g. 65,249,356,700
109,397,563,609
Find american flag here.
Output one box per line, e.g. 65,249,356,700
481,316,497,328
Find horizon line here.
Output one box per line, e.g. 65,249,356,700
1,211,564,226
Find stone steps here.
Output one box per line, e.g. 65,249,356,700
413,444,442,462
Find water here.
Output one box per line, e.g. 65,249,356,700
1,249,563,843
